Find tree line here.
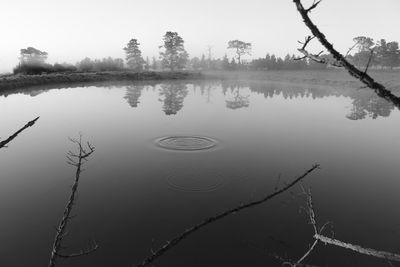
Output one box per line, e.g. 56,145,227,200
13,33,400,75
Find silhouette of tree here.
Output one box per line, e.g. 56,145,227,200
227,40,251,64
19,47,48,65
159,32,189,71
124,39,144,71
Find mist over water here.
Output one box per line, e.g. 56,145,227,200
0,80,399,266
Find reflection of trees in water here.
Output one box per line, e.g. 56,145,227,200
240,80,395,120
346,93,394,120
159,83,188,115
225,87,250,110
124,85,144,108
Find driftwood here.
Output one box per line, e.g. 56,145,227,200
48,136,98,267
0,117,39,149
292,0,400,109
135,164,320,267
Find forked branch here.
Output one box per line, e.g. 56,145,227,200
48,135,97,267
302,188,400,264
135,164,320,267
0,117,39,149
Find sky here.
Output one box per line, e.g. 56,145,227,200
0,0,399,73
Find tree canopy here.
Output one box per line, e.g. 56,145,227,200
124,39,144,71
159,32,188,71
227,40,251,64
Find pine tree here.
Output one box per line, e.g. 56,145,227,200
159,32,188,71
124,39,144,71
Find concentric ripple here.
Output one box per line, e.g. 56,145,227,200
156,136,217,151
165,168,225,193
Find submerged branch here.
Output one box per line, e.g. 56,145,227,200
0,117,39,149
292,0,400,108
48,135,96,267
303,188,400,263
135,164,320,267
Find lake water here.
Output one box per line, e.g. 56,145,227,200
1,79,399,266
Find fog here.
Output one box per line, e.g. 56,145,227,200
1,0,399,73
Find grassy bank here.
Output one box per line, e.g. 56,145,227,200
0,71,204,92
204,69,400,91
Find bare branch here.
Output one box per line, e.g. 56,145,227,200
363,48,375,75
314,234,400,262
293,0,400,108
134,164,320,267
305,0,322,13
303,188,400,263
0,117,39,149
55,241,99,258
48,137,96,267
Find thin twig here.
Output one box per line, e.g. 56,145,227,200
0,117,39,149
48,135,97,267
134,164,320,267
363,48,375,76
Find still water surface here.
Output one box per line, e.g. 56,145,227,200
0,80,399,266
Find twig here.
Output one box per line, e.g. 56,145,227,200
0,117,39,149
292,0,400,109
304,188,400,263
134,164,320,267
363,48,375,76
48,135,97,267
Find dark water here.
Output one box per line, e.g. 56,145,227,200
0,80,399,267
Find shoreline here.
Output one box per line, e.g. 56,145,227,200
1,70,399,96
0,71,204,92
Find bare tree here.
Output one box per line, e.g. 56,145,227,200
48,136,98,267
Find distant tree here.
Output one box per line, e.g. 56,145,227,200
14,46,54,74
229,58,238,70
375,39,400,69
19,47,48,65
350,36,377,68
190,57,201,70
151,56,158,70
200,54,207,70
144,57,150,71
222,54,230,70
227,40,251,64
124,39,144,71
76,57,123,72
385,41,400,69
77,57,94,72
353,36,374,52
159,31,189,71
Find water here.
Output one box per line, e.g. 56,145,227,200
0,79,399,266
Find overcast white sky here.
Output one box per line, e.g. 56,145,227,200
0,0,399,72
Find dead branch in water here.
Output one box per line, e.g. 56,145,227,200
48,135,97,267
0,117,39,149
134,164,320,267
292,0,400,109
293,188,400,265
